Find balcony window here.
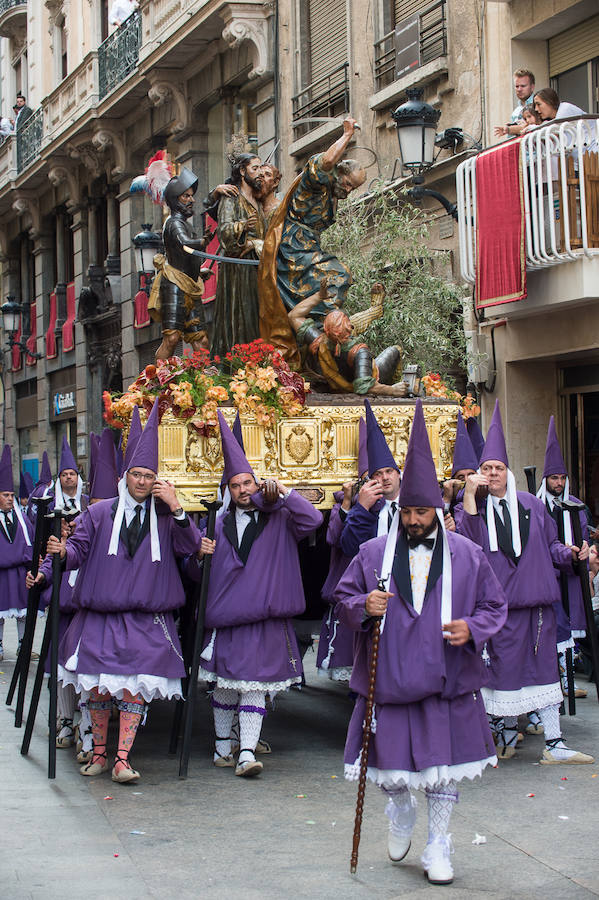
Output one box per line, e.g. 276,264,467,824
374,0,447,93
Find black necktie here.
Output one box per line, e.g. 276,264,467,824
127,505,143,556
499,499,513,546
388,501,398,532
66,498,76,510
238,510,258,565
3,511,15,541
408,536,435,550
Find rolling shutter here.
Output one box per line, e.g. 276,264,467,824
394,0,427,25
308,0,347,86
549,14,599,77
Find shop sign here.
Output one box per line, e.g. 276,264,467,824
53,390,76,417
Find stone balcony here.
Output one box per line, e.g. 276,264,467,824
0,0,27,40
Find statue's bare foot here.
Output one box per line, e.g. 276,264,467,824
369,381,408,397
319,277,330,300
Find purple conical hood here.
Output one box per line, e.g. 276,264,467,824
59,436,78,474
364,399,398,477
466,416,485,463
123,405,143,474
219,410,254,483
88,433,99,491
232,411,244,450
398,400,443,508
543,416,567,478
36,451,52,488
0,444,14,493
452,412,479,476
19,470,33,499
358,417,368,478
127,400,159,473
479,400,509,467
91,428,119,499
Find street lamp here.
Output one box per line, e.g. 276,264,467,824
389,88,481,222
1,295,22,335
0,295,42,358
132,224,163,291
391,88,441,174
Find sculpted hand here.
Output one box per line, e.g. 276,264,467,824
215,184,239,198
443,619,471,646
152,480,180,512
358,479,383,511
365,589,393,618
343,116,358,136
244,213,258,232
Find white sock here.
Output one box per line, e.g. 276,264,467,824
79,695,93,752
382,785,416,837
0,618,4,645
16,617,26,642
538,703,578,759
211,688,238,760
57,682,76,721
425,781,458,842
238,690,266,763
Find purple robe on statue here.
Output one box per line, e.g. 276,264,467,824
0,512,33,616
40,497,200,701
457,492,575,716
316,498,355,680
194,490,323,692
335,529,506,788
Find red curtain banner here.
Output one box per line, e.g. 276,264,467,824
134,274,150,329
46,291,57,359
475,139,527,308
62,281,76,351
11,317,22,371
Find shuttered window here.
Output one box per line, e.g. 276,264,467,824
394,0,427,26
308,0,347,86
549,14,599,78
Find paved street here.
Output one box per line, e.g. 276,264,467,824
2,624,599,900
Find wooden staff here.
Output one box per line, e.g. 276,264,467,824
350,573,385,875
7,495,52,723
555,498,599,703
179,498,222,778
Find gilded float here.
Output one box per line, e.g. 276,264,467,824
152,399,459,510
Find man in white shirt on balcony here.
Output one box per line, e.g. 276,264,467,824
494,68,535,138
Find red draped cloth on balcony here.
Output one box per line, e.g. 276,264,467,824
201,214,218,306
46,291,57,359
62,281,76,351
134,274,150,328
475,139,527,308
11,318,22,371
26,300,37,366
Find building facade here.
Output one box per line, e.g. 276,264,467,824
1,0,596,510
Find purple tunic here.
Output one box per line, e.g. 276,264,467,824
316,501,355,678
546,495,588,636
339,498,385,559
196,490,323,689
0,513,33,616
40,499,200,685
335,530,507,785
457,493,575,714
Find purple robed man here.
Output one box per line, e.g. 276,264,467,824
335,400,507,885
0,444,34,661
195,411,322,778
458,401,594,766
36,401,200,785
537,416,590,697
317,418,369,681
340,399,402,559
36,428,121,757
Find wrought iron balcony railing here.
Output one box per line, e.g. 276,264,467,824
16,107,42,174
456,116,599,284
374,0,447,92
292,62,349,138
98,10,141,101
0,0,26,11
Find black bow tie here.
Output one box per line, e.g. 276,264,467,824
408,537,435,550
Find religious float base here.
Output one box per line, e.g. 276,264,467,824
156,397,460,510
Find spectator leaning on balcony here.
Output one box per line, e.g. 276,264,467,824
13,94,32,133
533,87,586,122
494,68,535,138
109,0,138,26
